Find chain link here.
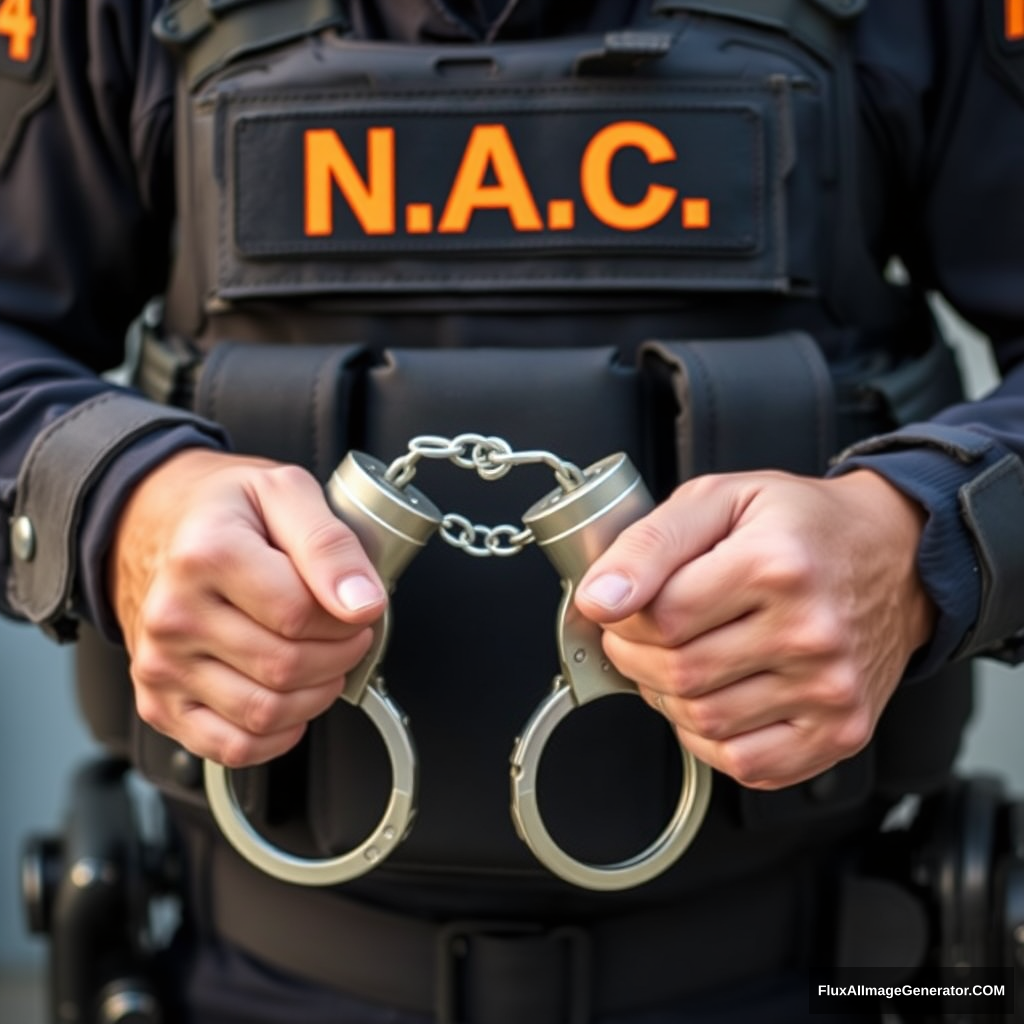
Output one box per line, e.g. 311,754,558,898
383,434,584,558
440,514,534,557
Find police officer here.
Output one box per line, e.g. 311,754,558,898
2,1,1023,1022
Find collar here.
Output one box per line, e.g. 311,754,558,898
351,0,640,43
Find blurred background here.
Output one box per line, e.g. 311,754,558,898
0,300,1021,1021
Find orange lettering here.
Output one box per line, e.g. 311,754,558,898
682,197,710,230
304,128,395,237
0,0,36,62
1008,0,1024,39
580,121,678,231
439,125,543,233
547,199,575,231
405,203,434,234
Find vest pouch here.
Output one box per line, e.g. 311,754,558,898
190,340,369,479
307,345,694,877
640,331,837,493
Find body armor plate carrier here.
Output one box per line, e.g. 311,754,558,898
79,0,974,919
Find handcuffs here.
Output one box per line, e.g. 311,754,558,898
204,436,712,891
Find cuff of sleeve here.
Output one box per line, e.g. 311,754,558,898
828,422,1024,674
6,390,227,641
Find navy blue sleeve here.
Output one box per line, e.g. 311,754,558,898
0,0,226,639
833,0,1024,670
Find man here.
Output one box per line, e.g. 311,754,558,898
2,1,1023,1021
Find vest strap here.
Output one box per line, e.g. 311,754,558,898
153,0,350,89
652,0,866,60
956,454,1024,662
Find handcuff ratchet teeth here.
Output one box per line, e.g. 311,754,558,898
204,439,712,890
204,451,441,886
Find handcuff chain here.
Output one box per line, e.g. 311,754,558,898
440,513,534,557
383,433,585,558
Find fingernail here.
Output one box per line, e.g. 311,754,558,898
337,574,385,612
580,572,633,610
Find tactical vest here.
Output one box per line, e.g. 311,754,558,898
80,0,973,918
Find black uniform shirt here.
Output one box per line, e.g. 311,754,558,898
1,0,1024,670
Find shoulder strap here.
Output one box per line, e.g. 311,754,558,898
153,0,350,89
651,0,866,61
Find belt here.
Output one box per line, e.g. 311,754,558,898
206,840,804,1024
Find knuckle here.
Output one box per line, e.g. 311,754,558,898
302,515,363,565
129,641,175,692
686,699,726,740
265,463,314,494
269,596,317,642
833,709,875,756
133,689,168,734
753,537,815,593
620,517,674,562
790,608,845,659
217,734,260,771
645,604,682,646
813,663,862,711
137,584,191,641
658,645,711,699
740,775,787,793
166,526,232,579
243,688,285,736
256,640,304,690
715,743,760,787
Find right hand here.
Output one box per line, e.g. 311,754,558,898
108,448,387,768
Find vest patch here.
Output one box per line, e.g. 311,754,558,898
219,83,788,297
235,104,761,256
986,0,1024,105
0,0,51,174
0,0,45,81
1005,0,1024,41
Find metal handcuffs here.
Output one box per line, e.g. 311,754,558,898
204,436,712,891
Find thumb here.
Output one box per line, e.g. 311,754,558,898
256,466,387,623
575,478,737,623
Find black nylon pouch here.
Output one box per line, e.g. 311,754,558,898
192,340,368,479
641,331,837,483
306,346,691,876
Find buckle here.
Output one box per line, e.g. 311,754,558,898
112,297,200,408
436,920,592,1024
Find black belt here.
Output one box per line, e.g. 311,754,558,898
206,841,804,1024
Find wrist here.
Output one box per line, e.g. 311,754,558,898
829,468,938,655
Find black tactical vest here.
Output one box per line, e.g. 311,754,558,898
85,0,973,917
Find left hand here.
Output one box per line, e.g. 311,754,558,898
574,469,936,790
